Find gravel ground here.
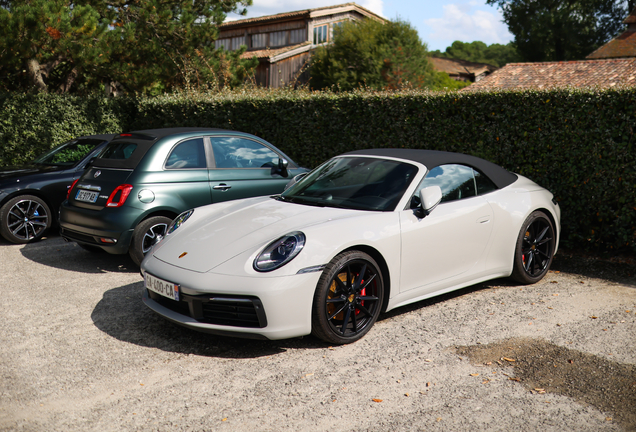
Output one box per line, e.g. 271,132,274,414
1,235,635,432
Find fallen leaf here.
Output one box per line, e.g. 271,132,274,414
554,271,560,273
426,382,431,387
221,418,228,422
547,307,553,309
485,362,492,365
482,380,489,384
503,357,516,362
509,377,521,382
470,373,480,377
550,281,558,284
139,383,144,386
436,418,442,422
606,418,612,422
404,393,410,397
425,359,432,362
626,310,631,313
568,359,574,364
552,293,559,295
372,398,383,403
304,373,314,378
590,316,598,319
328,346,336,350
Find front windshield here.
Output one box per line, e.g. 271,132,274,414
33,138,104,167
281,156,418,211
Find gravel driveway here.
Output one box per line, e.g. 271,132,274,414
1,235,635,431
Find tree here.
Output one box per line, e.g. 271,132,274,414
430,41,521,67
487,0,635,61
0,0,257,94
310,19,441,91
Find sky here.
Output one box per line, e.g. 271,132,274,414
227,0,514,52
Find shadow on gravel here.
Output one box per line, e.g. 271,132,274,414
378,280,501,322
91,282,332,359
551,252,636,287
18,235,138,274
456,338,636,430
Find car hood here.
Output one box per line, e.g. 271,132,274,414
151,197,360,273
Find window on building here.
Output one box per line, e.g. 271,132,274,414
313,24,328,44
215,39,231,50
251,33,267,48
290,28,305,44
270,31,286,47
231,36,245,50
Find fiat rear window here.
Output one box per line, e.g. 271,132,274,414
99,142,138,160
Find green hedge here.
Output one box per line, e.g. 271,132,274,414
1,88,634,254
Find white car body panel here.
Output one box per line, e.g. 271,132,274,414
141,153,561,341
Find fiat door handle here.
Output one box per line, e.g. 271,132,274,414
477,216,491,224
213,184,232,191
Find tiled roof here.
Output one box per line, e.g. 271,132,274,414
464,58,636,91
220,2,384,28
241,42,311,60
587,7,636,59
429,57,497,77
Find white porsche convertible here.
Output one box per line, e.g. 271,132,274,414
141,149,560,344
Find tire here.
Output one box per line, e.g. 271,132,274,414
311,250,384,344
129,216,172,266
511,211,556,284
0,195,51,244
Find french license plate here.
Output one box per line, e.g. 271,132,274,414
145,273,180,301
75,189,99,203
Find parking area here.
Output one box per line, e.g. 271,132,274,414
1,235,635,431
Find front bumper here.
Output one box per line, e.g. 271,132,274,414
141,255,322,340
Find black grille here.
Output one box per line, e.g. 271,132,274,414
148,290,267,328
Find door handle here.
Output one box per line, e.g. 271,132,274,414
213,184,232,191
477,216,491,224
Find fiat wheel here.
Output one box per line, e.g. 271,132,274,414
511,211,555,284
0,195,51,244
129,216,172,266
312,251,384,344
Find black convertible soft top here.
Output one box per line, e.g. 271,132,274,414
343,148,518,189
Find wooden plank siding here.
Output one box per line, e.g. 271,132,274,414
269,52,311,88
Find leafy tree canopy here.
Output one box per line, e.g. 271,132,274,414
0,0,257,94
430,41,521,67
486,0,635,61
310,18,451,91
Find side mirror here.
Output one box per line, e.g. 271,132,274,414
415,186,442,218
277,158,289,177
284,172,307,191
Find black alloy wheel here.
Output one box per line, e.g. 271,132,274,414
0,195,51,244
511,211,555,284
129,216,172,266
312,251,384,344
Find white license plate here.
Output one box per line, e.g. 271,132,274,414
145,273,180,301
75,189,99,203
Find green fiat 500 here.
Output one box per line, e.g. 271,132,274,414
59,128,307,265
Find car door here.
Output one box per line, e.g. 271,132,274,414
399,164,494,293
208,136,292,202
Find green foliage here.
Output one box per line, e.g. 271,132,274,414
0,0,256,94
309,19,439,91
430,41,522,67
486,0,633,61
1,88,634,255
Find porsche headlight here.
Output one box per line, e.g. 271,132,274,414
254,231,305,272
167,209,194,235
